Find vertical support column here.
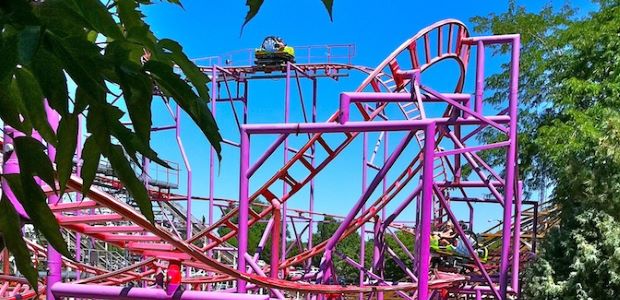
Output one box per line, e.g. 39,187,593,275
75,115,83,281
532,201,539,254
512,181,523,293
377,131,388,300
175,104,193,280
372,217,384,300
282,62,291,262
417,122,436,300
468,203,475,231
243,79,249,124
307,78,317,270
499,36,520,299
45,103,61,300
474,41,485,114
237,129,250,292
270,200,281,279
207,67,217,291
359,133,368,300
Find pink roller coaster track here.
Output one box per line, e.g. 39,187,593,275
0,19,534,300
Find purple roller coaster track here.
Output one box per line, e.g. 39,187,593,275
0,19,544,300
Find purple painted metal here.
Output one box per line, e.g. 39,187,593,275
1,127,27,218
74,114,84,282
416,122,435,300
512,181,523,292
243,253,284,300
244,117,510,135
175,104,194,280
498,35,520,298
433,185,501,299
271,201,281,280
359,133,368,300
474,40,485,114
282,62,291,263
308,78,317,270
45,103,62,300
51,283,270,300
237,129,250,292
208,66,217,292
252,218,275,263
318,131,416,280
8,22,524,300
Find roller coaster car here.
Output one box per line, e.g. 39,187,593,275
430,234,489,274
254,36,295,71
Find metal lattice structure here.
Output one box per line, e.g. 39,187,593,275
0,19,552,300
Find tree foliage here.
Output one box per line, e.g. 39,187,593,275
363,229,415,283
312,216,361,282
472,0,620,298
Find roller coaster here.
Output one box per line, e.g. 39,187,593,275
0,19,556,300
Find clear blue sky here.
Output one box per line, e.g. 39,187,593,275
141,0,594,234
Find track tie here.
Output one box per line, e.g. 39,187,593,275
298,156,315,172
315,136,334,155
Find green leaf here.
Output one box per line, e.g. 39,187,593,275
85,104,112,155
74,83,104,115
115,61,154,144
33,0,91,37
68,0,124,40
0,196,38,290
144,60,222,159
0,0,40,26
30,48,69,115
0,35,18,81
14,68,57,146
56,114,78,195
0,79,32,133
13,136,58,194
4,175,71,259
320,0,334,21
17,26,42,65
110,121,170,168
106,145,155,223
164,0,183,8
241,0,264,33
45,33,108,100
80,136,101,195
159,39,210,99
116,0,161,59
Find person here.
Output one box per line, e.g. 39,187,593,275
154,267,164,288
437,222,457,246
448,221,479,258
273,37,286,51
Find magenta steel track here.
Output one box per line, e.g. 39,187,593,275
0,19,525,300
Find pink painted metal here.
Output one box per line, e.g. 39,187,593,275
0,19,528,300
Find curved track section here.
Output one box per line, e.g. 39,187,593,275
0,18,532,299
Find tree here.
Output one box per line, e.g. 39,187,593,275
0,0,334,290
363,229,415,283
472,0,620,298
312,216,361,282
217,199,291,264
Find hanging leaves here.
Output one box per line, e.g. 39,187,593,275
0,0,338,287
55,114,79,195
241,0,335,33
0,197,38,290
320,0,334,21
80,136,101,196
242,0,264,32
